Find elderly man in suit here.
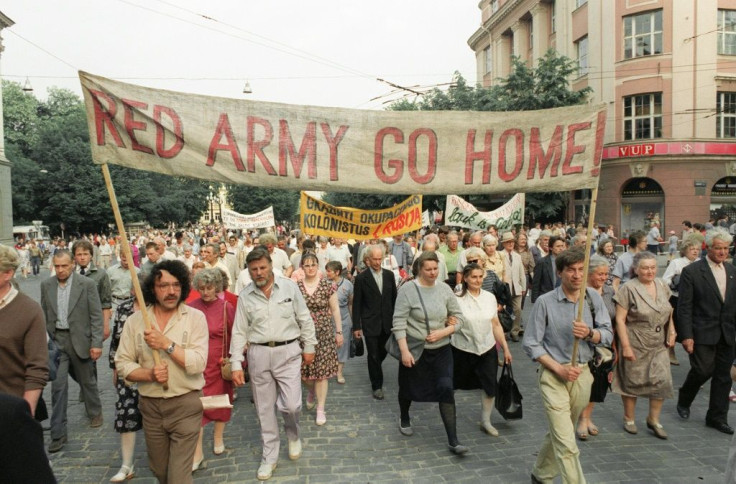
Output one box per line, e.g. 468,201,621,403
352,244,398,400
676,227,736,434
41,249,104,453
531,236,566,303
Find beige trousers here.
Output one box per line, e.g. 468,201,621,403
533,365,592,484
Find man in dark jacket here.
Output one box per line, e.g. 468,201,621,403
352,244,398,400
676,228,736,434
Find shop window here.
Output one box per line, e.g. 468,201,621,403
711,177,736,222
621,178,664,237
717,91,736,138
623,93,663,140
624,10,663,59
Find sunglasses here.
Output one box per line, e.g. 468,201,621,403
467,259,480,264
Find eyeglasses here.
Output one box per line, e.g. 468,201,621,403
156,282,182,290
467,259,480,264
302,264,317,268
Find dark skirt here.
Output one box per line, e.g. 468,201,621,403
114,379,142,433
452,345,499,397
398,345,454,403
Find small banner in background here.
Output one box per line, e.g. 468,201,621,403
300,192,422,240
221,207,275,230
445,194,524,232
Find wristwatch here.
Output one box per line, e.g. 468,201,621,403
166,341,176,354
584,328,595,342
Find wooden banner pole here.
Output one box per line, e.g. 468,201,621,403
571,186,599,367
100,163,167,390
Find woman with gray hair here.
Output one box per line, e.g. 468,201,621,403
576,255,616,440
613,251,675,439
481,234,505,282
188,268,235,469
661,235,701,365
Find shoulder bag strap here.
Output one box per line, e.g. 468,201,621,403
412,282,431,333
222,301,229,358
584,288,596,327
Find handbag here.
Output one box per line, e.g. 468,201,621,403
497,307,513,333
385,282,431,361
588,347,614,403
220,302,233,381
47,332,60,382
350,337,365,358
495,362,523,420
584,290,613,402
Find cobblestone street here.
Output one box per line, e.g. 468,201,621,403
18,264,731,484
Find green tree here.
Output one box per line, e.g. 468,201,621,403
2,80,39,156
227,185,300,224
5,83,209,234
388,50,591,224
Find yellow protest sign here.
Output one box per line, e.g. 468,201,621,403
300,192,422,240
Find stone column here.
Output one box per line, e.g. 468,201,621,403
530,4,550,65
0,11,16,247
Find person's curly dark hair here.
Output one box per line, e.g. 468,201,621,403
142,260,191,306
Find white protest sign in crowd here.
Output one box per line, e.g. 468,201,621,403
221,207,275,230
445,194,525,232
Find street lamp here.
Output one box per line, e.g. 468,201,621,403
206,192,216,222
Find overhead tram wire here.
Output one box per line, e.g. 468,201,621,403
115,0,423,98
5,30,78,71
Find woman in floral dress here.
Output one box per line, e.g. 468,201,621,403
299,252,343,426
108,291,143,482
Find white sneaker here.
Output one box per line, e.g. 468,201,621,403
257,462,277,481
288,438,302,460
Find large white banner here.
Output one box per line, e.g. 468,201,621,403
80,72,606,195
445,194,524,232
221,207,275,230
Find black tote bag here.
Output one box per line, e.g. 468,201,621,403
495,362,523,420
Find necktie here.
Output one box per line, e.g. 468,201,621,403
80,267,86,275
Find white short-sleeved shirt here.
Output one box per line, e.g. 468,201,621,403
452,289,497,355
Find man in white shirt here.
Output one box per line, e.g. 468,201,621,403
259,233,293,278
326,238,352,276
230,247,316,481
200,243,232,288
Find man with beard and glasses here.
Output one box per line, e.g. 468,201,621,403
230,247,316,481
115,260,208,484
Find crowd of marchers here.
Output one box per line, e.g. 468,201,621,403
2,215,736,483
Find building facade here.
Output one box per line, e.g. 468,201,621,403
0,11,15,246
469,0,736,237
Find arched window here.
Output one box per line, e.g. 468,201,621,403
711,177,736,223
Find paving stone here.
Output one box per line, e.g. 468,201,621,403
16,263,731,483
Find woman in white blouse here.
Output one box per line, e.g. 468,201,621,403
452,262,512,436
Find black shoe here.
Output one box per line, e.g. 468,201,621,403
448,443,469,455
706,420,735,434
676,405,690,419
531,474,543,484
48,436,67,453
